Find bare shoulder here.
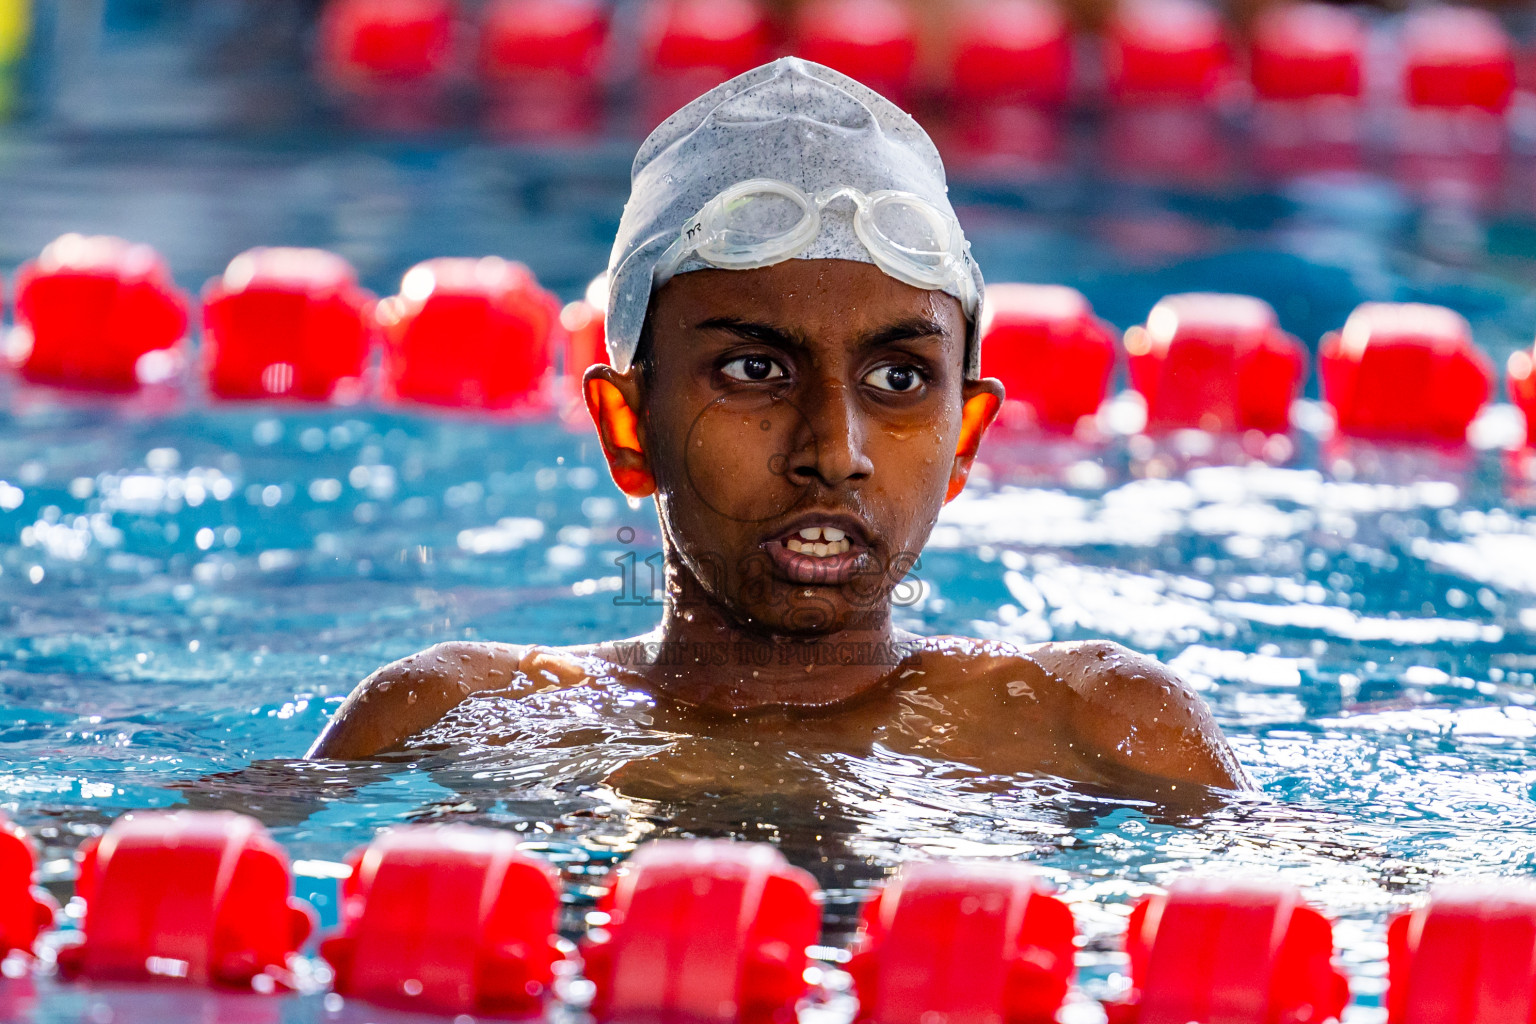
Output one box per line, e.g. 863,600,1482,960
306,641,594,760
1024,639,1253,791
913,635,1250,791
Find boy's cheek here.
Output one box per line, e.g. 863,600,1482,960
870,426,957,493
683,396,812,519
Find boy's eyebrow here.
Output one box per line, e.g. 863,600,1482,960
860,316,950,349
694,316,808,349
694,315,950,350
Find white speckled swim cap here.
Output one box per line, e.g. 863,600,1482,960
606,57,985,378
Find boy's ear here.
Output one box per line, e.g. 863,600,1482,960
945,379,1004,503
583,364,656,498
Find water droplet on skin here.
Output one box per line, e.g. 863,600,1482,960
407,692,417,705
376,680,392,692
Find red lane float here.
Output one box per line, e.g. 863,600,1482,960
320,825,565,1017
638,0,771,130
791,0,919,105
1387,884,1536,1024
480,0,607,139
949,0,1072,105
378,256,559,410
1250,3,1364,102
980,283,1116,432
10,234,189,391
479,0,609,82
1401,7,1516,113
317,0,458,90
1320,302,1492,443
847,861,1076,1024
202,247,375,403
57,811,313,989
1104,878,1349,1024
641,0,770,81
1247,3,1365,178
560,272,609,377
1104,0,1231,104
1125,293,1305,434
560,299,605,376
1509,345,1536,449
581,840,820,1024
0,814,55,958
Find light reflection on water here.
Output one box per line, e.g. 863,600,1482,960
1,392,1534,1019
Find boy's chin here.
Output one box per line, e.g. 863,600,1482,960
730,592,884,639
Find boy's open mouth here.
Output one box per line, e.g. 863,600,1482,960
764,514,872,586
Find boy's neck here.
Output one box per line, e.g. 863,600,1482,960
625,562,916,713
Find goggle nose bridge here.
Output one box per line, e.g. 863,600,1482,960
811,185,865,213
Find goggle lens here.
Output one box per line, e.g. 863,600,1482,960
687,182,819,267
706,194,804,245
866,195,954,266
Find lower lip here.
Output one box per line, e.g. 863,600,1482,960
765,539,868,585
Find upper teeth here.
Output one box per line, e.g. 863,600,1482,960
788,525,850,557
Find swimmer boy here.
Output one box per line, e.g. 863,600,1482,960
309,59,1251,798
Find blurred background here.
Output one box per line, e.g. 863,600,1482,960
0,0,1534,342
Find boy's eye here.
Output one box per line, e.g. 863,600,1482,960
864,365,922,393
721,355,785,382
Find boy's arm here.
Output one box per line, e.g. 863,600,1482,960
1029,640,1254,792
306,641,529,760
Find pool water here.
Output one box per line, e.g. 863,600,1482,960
5,390,1536,1021
4,2,1536,1021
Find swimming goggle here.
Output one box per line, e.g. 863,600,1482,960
652,178,979,315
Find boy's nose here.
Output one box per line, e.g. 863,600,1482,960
786,378,874,489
